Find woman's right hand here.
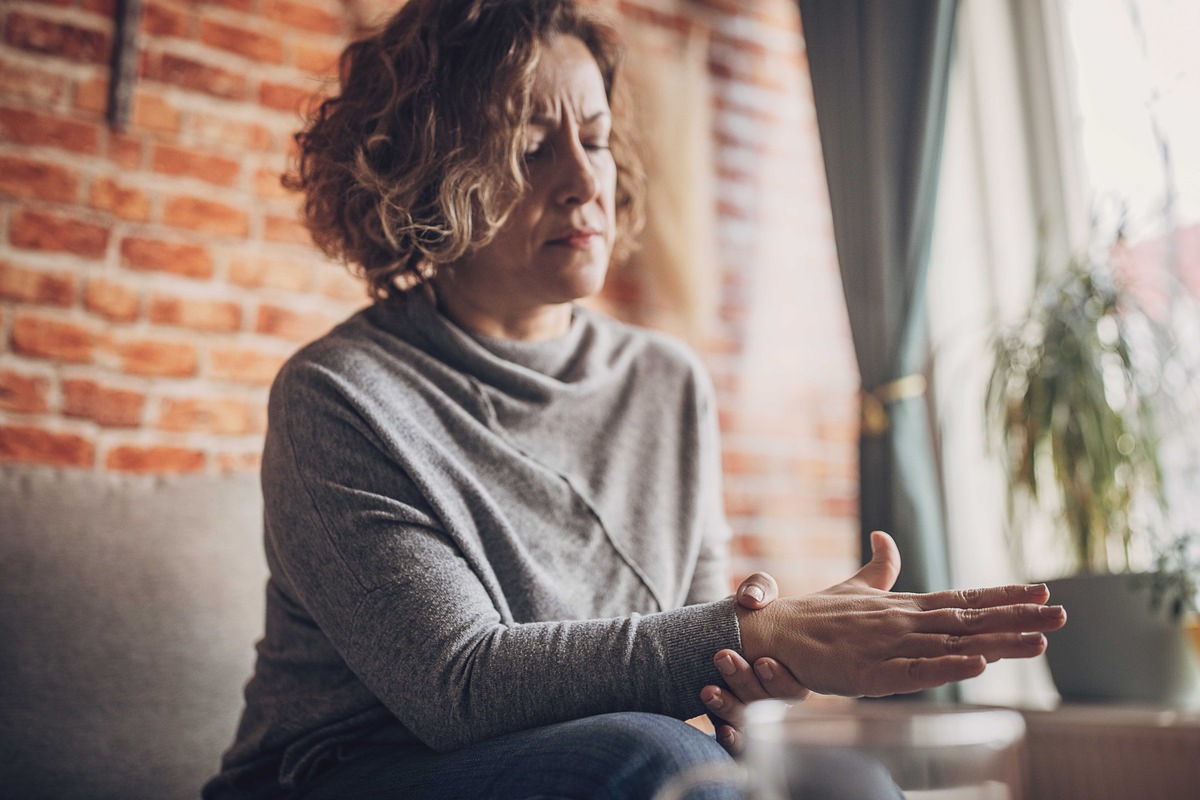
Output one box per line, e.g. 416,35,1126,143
736,531,1067,698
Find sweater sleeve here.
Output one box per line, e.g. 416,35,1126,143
685,363,735,605
264,363,742,753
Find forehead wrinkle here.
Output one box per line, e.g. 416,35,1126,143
529,109,610,129
527,41,610,130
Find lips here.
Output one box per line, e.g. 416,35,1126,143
547,226,601,249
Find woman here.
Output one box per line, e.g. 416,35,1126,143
204,2,1065,798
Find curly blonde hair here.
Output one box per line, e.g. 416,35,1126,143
286,0,645,302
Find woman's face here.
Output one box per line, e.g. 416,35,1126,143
434,34,617,340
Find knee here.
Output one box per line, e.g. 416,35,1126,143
580,713,734,800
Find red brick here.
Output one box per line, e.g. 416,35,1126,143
142,1,192,38
259,80,320,114
146,52,247,100
109,336,198,377
105,444,205,473
6,12,111,65
0,56,70,106
0,369,51,414
255,304,337,343
148,294,242,332
119,237,214,279
264,213,312,245
151,144,240,186
107,133,144,169
252,167,292,199
162,195,250,237
200,0,254,11
84,277,141,322
730,533,766,558
0,156,79,203
615,2,692,34
89,177,152,221
228,254,310,291
318,268,365,302
209,346,286,386
0,425,95,468
216,450,262,472
62,379,145,427
130,88,182,133
200,19,284,64
11,313,98,363
0,261,76,306
0,106,101,154
264,0,343,34
82,0,117,14
157,396,256,434
822,495,858,519
72,74,108,115
817,419,858,445
191,112,274,151
294,40,342,74
10,210,109,258
723,450,771,475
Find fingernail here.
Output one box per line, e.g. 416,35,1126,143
706,691,724,710
1020,632,1045,645
1026,584,1048,595
745,585,765,603
718,729,734,746
716,655,736,676
754,661,775,681
1040,605,1065,617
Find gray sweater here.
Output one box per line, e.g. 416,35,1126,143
205,293,742,798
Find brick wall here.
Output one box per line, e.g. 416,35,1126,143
0,0,860,593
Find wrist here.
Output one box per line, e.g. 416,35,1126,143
734,601,770,661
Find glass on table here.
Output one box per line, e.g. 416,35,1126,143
657,699,1027,800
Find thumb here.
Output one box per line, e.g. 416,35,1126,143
734,571,779,609
850,530,901,591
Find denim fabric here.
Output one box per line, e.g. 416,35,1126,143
295,712,737,800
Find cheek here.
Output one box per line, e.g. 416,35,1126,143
601,166,618,227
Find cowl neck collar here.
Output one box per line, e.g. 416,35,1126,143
364,290,621,401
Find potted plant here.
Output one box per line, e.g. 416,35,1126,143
985,250,1200,704
1142,530,1200,664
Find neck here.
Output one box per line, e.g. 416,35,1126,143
429,280,572,342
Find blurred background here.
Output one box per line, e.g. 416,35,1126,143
2,0,1198,710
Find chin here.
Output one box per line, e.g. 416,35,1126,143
566,260,610,301
542,252,610,303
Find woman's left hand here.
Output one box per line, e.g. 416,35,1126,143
701,572,811,753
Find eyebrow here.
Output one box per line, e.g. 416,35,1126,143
528,110,611,127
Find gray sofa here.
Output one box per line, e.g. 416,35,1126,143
0,466,267,799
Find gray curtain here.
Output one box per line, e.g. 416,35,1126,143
797,0,957,594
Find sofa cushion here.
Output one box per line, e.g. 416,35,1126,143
0,466,266,800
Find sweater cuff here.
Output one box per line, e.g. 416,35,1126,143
645,597,743,720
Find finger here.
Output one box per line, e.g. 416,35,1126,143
752,657,812,701
735,571,779,609
865,655,987,696
916,583,1051,611
715,723,742,754
896,631,1048,663
915,603,1067,635
701,685,749,728
715,649,772,704
848,530,901,591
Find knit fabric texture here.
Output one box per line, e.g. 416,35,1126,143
205,292,741,798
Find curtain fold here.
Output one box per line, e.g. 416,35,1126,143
797,0,958,595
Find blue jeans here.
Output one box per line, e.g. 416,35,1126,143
294,712,737,800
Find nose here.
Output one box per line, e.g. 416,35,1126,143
553,138,601,207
